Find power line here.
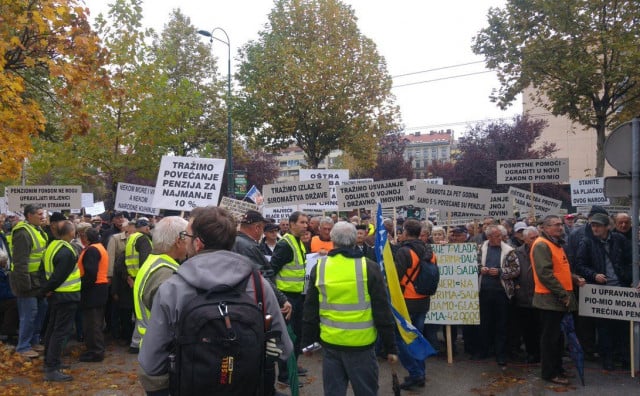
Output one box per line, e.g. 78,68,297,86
391,61,486,79
403,112,554,131
392,70,493,88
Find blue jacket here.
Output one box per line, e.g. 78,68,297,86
0,269,15,300
575,231,632,286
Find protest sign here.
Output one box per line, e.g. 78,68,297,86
488,193,514,218
414,183,490,217
570,177,610,206
508,186,562,216
263,180,330,207
219,196,259,221
424,177,444,185
576,205,630,216
263,206,296,221
496,158,569,184
425,243,480,325
300,169,348,211
5,185,82,212
152,156,225,211
341,178,373,186
85,201,106,216
81,193,94,208
115,183,160,216
336,179,410,210
578,284,640,321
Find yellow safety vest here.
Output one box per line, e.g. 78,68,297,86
11,221,48,273
43,240,80,293
125,232,151,278
133,254,179,338
275,234,306,293
316,255,376,346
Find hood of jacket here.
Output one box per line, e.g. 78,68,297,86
177,249,254,291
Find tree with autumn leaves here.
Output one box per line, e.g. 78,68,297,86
0,0,107,182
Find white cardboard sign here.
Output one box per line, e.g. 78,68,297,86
115,183,160,215
496,158,569,184
570,177,610,206
219,196,259,222
488,193,514,218
425,243,480,325
507,187,562,216
414,183,491,217
152,156,225,211
578,284,640,321
262,206,296,221
263,180,330,207
337,179,410,210
5,185,82,212
300,169,349,211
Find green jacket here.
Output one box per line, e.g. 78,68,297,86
531,233,577,312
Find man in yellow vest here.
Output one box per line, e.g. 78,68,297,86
302,221,398,395
9,204,48,359
78,227,110,363
41,221,81,382
531,215,585,386
124,217,152,353
134,216,188,394
271,211,308,386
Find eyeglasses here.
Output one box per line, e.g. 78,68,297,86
179,231,196,240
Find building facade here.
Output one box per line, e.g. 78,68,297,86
403,130,454,179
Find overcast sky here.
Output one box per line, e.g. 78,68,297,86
87,0,522,138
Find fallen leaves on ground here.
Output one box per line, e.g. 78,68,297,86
470,371,527,396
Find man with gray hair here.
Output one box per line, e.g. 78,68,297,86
302,221,398,396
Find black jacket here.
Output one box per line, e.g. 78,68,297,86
301,247,397,355
42,243,81,304
575,231,632,287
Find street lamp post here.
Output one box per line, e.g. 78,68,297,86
197,27,234,198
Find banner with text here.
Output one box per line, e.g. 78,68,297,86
115,183,160,215
336,179,410,210
414,183,491,217
152,156,225,211
508,187,562,216
425,243,480,325
81,193,94,209
5,185,82,212
488,193,514,218
263,206,297,221
300,169,348,211
497,158,569,184
263,180,330,207
570,177,610,206
578,284,640,321
85,201,106,216
219,196,259,222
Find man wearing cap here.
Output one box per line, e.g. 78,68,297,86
563,214,576,236
45,212,68,242
260,222,280,257
510,221,528,248
575,212,632,370
531,215,585,385
232,211,292,396
566,206,609,267
9,204,48,359
449,225,470,243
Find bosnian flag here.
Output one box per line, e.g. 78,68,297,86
374,203,436,360
245,185,263,205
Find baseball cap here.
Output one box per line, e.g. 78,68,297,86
264,223,279,232
240,210,266,224
565,214,575,220
50,212,67,222
514,222,527,233
451,225,468,234
588,206,608,218
135,217,150,227
590,213,610,226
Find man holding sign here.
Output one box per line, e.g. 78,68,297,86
575,213,632,371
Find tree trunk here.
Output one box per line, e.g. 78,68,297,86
595,117,607,177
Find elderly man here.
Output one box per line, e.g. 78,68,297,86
10,204,48,359
513,226,540,363
134,216,188,394
612,213,632,241
302,221,398,396
139,207,292,396
575,213,632,370
41,221,80,381
310,217,334,255
476,225,520,366
531,215,585,385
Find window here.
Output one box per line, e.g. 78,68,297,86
287,159,300,167
279,161,287,167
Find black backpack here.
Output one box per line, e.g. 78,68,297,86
169,270,265,396
404,248,440,296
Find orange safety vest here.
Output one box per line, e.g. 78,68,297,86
310,236,334,253
401,249,437,299
78,243,109,284
530,237,572,294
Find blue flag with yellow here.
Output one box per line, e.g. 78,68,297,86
374,204,436,360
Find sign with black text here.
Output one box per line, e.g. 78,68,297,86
263,180,330,207
578,284,640,321
497,158,569,184
508,187,562,216
152,156,225,211
5,185,82,212
336,179,410,210
219,196,259,222
570,177,610,206
300,169,348,211
115,183,160,216
488,193,514,218
414,183,490,217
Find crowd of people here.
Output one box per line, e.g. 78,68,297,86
0,204,638,394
